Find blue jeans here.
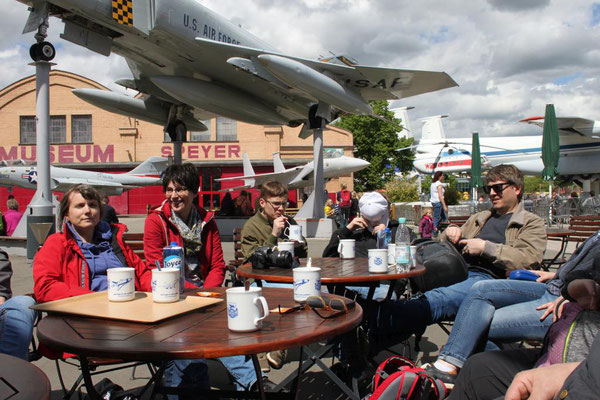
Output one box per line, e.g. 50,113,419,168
0,296,37,360
346,285,396,301
438,279,556,368
432,202,446,231
424,270,494,323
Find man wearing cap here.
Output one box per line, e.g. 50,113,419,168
323,191,400,258
368,165,546,354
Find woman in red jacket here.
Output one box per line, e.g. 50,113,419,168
144,163,269,396
34,184,151,303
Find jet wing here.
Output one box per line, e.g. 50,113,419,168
521,116,599,137
52,177,131,192
216,168,303,183
194,38,458,101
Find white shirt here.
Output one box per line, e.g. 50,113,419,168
430,181,444,203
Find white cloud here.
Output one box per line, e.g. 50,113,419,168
1,0,599,141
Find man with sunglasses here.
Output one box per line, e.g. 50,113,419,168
368,165,546,370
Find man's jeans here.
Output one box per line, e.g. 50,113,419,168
438,279,556,368
0,296,37,360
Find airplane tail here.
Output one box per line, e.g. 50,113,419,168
127,156,169,177
420,115,448,142
390,106,414,138
242,153,256,187
273,152,286,173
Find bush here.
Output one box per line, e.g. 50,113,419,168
385,176,419,203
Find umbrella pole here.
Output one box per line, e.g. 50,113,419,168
548,181,553,226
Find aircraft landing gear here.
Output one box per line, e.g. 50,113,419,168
165,120,187,142
29,41,56,62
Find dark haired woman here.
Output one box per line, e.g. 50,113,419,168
144,163,268,397
430,171,448,235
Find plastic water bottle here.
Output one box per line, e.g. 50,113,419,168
395,218,411,272
377,228,392,249
163,242,185,292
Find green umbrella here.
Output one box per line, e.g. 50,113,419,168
541,104,560,181
470,132,483,188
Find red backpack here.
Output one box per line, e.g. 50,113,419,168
365,356,447,400
339,190,352,207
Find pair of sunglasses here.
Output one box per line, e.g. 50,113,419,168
276,296,354,319
482,182,513,195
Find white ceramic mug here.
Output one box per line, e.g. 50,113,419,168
277,241,295,257
368,249,389,273
107,267,135,302
152,268,180,303
337,239,356,259
226,287,269,332
293,266,322,302
287,225,303,242
387,243,396,265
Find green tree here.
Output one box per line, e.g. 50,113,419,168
385,176,420,202
334,100,414,191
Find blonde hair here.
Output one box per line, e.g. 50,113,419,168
422,207,433,216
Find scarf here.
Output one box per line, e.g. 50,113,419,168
169,206,206,257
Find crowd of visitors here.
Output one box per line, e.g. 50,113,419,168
2,162,600,400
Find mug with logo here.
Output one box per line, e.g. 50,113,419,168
368,248,389,273
226,287,269,332
286,224,303,242
107,267,135,302
277,241,295,257
293,266,321,302
337,239,356,259
152,268,180,303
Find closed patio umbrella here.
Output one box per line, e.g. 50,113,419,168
542,104,560,224
470,132,483,201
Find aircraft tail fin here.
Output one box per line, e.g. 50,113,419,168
391,106,414,138
420,115,448,142
273,153,286,173
127,156,168,177
242,153,256,187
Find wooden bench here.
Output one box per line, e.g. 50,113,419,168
122,232,144,260
225,228,244,286
439,215,471,233
545,216,600,268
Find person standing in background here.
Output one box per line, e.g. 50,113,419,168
349,191,359,222
100,193,119,224
3,199,22,236
337,183,352,226
419,207,434,239
430,171,448,234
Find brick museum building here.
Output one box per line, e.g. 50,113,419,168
0,70,357,215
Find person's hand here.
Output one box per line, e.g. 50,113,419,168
531,270,556,283
272,216,288,237
0,296,5,306
443,205,448,213
505,362,579,400
372,223,386,235
537,296,568,322
347,217,368,231
445,226,462,243
459,238,486,256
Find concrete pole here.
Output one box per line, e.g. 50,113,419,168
311,120,325,219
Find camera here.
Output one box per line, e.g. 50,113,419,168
249,246,294,269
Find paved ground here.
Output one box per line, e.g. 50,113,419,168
7,217,567,399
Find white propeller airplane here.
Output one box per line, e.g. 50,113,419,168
0,156,168,195
216,152,370,190
17,0,457,138
408,113,600,179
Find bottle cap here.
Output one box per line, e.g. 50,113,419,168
170,241,178,246
398,217,406,223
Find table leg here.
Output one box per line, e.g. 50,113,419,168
251,354,266,400
79,356,102,400
546,236,568,269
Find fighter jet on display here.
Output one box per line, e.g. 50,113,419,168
17,0,458,138
216,152,370,190
0,156,168,195
409,113,600,179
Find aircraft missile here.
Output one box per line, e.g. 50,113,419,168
256,55,373,116
72,89,208,131
150,76,289,126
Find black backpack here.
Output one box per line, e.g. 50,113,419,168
410,240,468,293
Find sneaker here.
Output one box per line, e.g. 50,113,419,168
425,364,457,389
257,352,271,372
266,349,287,369
249,377,277,392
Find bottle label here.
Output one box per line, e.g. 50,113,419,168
395,245,410,264
164,255,182,269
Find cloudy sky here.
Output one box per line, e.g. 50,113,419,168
1,0,599,139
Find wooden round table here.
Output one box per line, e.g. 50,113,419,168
36,288,363,399
237,257,426,284
0,354,51,400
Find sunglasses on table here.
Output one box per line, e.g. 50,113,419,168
276,296,355,319
482,182,513,195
